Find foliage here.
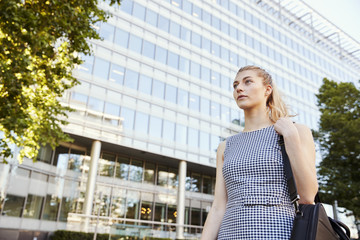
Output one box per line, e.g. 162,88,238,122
0,0,120,163
315,78,360,219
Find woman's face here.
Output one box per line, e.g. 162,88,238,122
233,70,271,110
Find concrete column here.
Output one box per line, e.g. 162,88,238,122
83,140,101,232
176,160,187,239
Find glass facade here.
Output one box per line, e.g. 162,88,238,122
1,0,359,239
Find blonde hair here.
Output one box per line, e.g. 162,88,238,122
236,65,290,122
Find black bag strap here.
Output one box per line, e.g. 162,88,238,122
279,136,300,204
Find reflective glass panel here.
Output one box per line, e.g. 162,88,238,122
179,56,190,73
142,40,155,59
42,195,59,221
155,46,167,64
149,116,162,138
191,208,201,225
128,34,142,54
211,41,220,57
188,128,199,148
168,168,178,189
157,15,169,32
134,111,149,134
140,201,152,221
165,84,177,104
200,98,210,115
157,165,168,187
145,8,157,26
211,71,220,87
79,55,94,74
59,197,76,222
201,66,210,83
53,146,69,168
202,176,212,194
120,0,133,14
191,32,201,48
152,79,165,99
192,4,202,19
100,23,115,42
202,10,211,24
189,93,200,111
180,26,191,42
88,97,104,112
36,144,52,164
190,173,201,192
136,75,152,96
132,2,145,21
162,120,175,141
111,189,126,219
211,101,220,119
144,162,155,184
115,157,130,180
154,203,166,225
2,194,25,217
169,21,180,38
199,131,210,151
221,47,229,62
120,107,135,130
114,28,129,48
202,37,211,53
182,0,192,13
124,69,139,90
99,153,116,177
104,102,120,116
71,92,88,104
211,15,220,30
177,88,188,107
68,149,86,172
210,135,220,152
126,190,140,219
109,64,124,84
190,61,200,79
129,160,143,182
167,51,179,69
175,124,187,145
221,21,229,34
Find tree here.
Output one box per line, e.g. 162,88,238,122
315,78,360,218
0,0,121,163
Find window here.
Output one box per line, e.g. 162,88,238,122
221,75,230,91
221,21,229,34
211,15,220,30
211,101,220,119
221,47,229,62
189,93,200,111
71,92,88,104
230,52,238,66
202,37,211,53
119,0,133,14
202,10,211,25
59,197,75,222
180,26,191,42
100,23,115,42
199,131,210,151
88,97,104,112
155,46,167,64
53,146,69,168
116,157,130,180
132,2,145,21
157,15,169,32
99,153,116,177
109,64,124,84
111,189,126,218
120,107,135,130
2,194,25,217
142,40,155,59
175,124,187,145
144,162,155,184
114,28,129,48
140,201,153,221
152,79,165,99
190,173,201,192
182,0,192,13
211,41,220,57
129,160,143,182
78,55,94,74
192,4,202,19
167,51,179,69
138,74,152,95
126,190,140,219
177,88,188,107
211,71,220,87
149,116,162,138
134,111,149,134
68,149,86,172
104,102,120,116
179,56,190,73
210,135,220,152
145,8,157,27
190,61,200,79
188,128,199,148
229,25,237,39
157,165,168,187
191,31,201,48
202,176,212,194
200,98,210,115
169,21,180,37
162,120,175,141
124,69,139,90
37,145,52,164
128,34,142,54
42,195,60,221
201,66,210,83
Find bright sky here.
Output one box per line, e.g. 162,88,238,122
302,0,360,42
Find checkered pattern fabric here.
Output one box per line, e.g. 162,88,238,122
217,125,295,239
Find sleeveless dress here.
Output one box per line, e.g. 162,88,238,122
217,125,295,239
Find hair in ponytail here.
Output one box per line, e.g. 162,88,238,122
236,65,290,122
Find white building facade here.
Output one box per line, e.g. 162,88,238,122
0,0,359,239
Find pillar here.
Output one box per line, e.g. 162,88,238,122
176,160,187,239
83,140,101,232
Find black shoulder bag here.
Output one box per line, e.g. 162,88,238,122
280,137,351,240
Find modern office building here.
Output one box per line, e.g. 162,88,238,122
1,0,359,239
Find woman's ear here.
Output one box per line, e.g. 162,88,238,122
265,85,272,96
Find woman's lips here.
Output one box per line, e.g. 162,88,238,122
237,95,247,100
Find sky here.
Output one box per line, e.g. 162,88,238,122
302,0,360,42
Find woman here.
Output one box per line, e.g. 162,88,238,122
201,66,318,239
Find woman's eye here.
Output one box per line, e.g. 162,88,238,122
233,83,238,89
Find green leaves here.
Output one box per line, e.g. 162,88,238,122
315,78,360,219
0,0,121,163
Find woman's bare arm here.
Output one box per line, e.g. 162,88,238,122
274,118,318,204
201,141,228,240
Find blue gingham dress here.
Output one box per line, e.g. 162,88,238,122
217,125,295,239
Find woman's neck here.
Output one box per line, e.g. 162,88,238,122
243,108,273,132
